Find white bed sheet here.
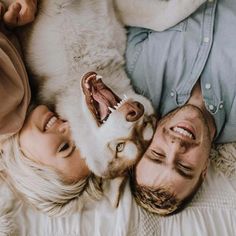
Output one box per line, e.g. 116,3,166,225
13,143,236,236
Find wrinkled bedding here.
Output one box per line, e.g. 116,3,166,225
11,143,236,236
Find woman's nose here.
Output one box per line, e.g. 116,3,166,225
58,121,69,134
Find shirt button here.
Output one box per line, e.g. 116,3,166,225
219,104,224,109
205,83,211,90
209,104,215,111
204,37,210,43
170,92,175,97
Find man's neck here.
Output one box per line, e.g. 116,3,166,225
187,81,216,141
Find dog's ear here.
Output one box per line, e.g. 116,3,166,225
104,177,127,208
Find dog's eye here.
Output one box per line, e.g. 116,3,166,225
116,142,125,153
59,142,70,152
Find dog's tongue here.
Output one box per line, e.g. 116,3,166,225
82,72,122,122
91,84,118,121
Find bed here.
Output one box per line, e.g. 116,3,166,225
8,142,236,235
0,0,235,235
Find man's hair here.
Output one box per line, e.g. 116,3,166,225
0,134,103,216
129,168,204,216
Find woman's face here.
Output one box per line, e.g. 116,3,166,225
19,105,90,182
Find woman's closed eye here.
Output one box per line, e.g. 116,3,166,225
57,141,76,158
58,142,70,152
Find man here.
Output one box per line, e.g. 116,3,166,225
126,0,236,215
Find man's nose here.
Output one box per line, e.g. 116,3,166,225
170,138,187,154
58,122,69,134
119,101,144,122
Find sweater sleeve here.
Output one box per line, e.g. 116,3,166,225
0,31,30,138
114,0,206,31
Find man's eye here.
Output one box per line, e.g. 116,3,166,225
146,151,163,163
149,155,162,163
59,143,70,152
151,150,165,158
178,162,192,171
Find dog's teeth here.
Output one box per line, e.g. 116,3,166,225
114,105,118,109
108,107,115,112
96,75,103,80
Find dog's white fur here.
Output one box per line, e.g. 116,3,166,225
14,0,155,178
11,0,205,177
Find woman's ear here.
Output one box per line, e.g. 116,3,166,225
201,159,210,179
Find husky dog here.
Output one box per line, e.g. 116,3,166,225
4,0,204,178
12,0,156,178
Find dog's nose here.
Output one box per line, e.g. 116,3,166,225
121,101,144,122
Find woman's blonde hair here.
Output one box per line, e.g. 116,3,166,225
0,134,103,216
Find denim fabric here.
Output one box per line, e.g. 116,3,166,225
126,0,236,143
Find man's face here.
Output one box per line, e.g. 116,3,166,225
136,105,212,200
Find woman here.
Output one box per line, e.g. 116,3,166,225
2,105,103,216
0,0,102,218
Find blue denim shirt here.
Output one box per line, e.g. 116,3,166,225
126,0,236,143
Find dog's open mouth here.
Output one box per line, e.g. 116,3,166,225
82,72,125,125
